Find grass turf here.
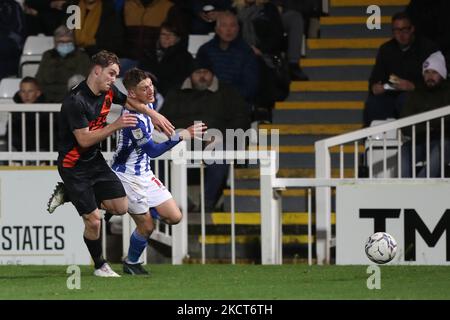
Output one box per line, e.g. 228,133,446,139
0,265,449,300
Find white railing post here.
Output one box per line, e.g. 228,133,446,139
315,140,332,264
170,141,188,265
122,215,131,260
260,150,282,264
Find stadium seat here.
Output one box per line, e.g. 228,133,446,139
0,78,20,143
0,78,21,101
188,34,214,57
20,35,54,77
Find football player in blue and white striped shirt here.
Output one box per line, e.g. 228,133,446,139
112,68,206,275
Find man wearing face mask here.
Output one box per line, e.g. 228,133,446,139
36,25,91,102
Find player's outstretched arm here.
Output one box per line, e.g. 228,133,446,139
125,97,175,137
74,114,137,148
135,122,207,158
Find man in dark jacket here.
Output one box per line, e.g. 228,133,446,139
196,11,259,106
36,25,91,102
363,12,438,127
400,51,450,177
161,58,250,211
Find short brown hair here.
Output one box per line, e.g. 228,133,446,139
21,76,41,89
91,50,120,69
123,68,151,90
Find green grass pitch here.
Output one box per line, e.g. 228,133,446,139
0,265,449,300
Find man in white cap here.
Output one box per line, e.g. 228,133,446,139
400,50,450,177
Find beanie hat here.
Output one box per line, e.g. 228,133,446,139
423,51,447,79
190,58,214,74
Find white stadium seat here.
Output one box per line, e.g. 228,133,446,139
0,78,21,100
188,34,214,57
0,78,21,138
20,35,54,77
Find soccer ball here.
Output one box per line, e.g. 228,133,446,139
365,232,397,264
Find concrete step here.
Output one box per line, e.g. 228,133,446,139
290,80,368,92
275,101,364,109
304,48,378,59
222,189,337,212
300,58,375,67
330,0,409,6
320,16,392,38
276,134,344,145
259,123,363,135
329,5,405,16
307,38,388,50
209,211,335,225
306,48,377,58
273,106,363,124
235,167,356,179
287,91,368,101
250,145,363,169
302,65,372,81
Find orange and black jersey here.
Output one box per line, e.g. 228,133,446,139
57,80,127,168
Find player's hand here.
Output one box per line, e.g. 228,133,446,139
371,82,385,95
113,114,137,130
179,122,207,140
150,112,175,137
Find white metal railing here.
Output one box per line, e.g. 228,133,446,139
0,104,280,265
257,105,450,265
313,105,450,264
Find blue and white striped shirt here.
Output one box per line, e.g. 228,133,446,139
112,104,180,176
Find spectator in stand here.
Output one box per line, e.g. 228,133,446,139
36,25,91,102
190,0,232,35
233,0,287,122
70,0,126,57
363,12,438,127
400,51,450,178
11,77,57,153
406,0,450,70
161,58,250,211
23,0,68,36
139,22,193,96
123,0,186,61
270,0,309,80
0,0,25,79
196,11,259,106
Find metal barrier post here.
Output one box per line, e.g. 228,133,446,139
260,151,282,264
170,142,188,265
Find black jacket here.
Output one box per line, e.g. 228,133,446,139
139,40,193,96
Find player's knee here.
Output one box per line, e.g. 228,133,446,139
85,217,101,233
136,221,154,238
108,203,128,215
141,224,154,238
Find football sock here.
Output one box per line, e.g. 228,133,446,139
104,212,113,223
83,235,106,269
150,207,160,220
127,229,148,264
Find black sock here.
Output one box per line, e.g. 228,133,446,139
104,212,113,223
83,235,106,269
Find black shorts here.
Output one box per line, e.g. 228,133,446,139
58,152,126,216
